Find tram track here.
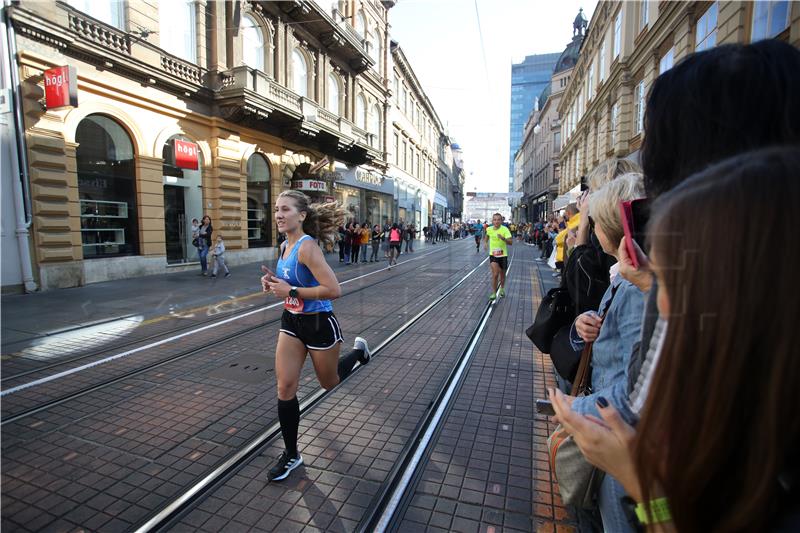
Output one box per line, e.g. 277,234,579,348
132,253,493,533
0,246,470,425
1,248,444,385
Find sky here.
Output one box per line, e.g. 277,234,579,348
389,0,597,193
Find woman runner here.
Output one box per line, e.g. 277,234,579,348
261,191,371,481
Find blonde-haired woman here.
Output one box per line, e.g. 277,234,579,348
261,190,371,481
565,173,647,532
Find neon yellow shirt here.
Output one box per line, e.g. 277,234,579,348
486,225,512,257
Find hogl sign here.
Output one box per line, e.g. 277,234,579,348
174,140,199,170
44,66,78,109
292,179,327,192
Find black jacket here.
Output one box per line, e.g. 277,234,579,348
200,223,213,247
562,229,616,316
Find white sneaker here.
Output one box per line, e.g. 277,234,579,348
354,337,371,364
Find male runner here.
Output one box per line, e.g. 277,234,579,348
484,213,513,300
472,219,483,252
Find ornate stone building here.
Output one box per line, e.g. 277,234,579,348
4,0,394,289
559,1,800,195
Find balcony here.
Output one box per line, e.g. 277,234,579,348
275,1,374,73
216,66,379,165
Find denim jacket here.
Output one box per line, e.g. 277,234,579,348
569,276,645,424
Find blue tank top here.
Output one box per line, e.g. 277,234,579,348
275,235,333,314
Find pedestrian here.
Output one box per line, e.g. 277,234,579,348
198,215,212,276
370,224,382,262
360,221,370,262
483,213,512,300
337,224,346,263
382,220,391,259
388,223,402,268
210,235,230,278
472,219,483,253
403,224,412,253
261,191,371,482
350,223,361,264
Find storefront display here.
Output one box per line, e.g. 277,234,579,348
333,163,395,226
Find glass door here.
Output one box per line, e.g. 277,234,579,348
164,185,188,264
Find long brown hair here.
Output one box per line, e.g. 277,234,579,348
634,147,800,532
278,190,346,249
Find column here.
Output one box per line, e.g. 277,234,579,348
135,155,166,256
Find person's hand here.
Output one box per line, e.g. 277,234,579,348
576,190,590,213
549,387,642,501
575,311,602,342
266,276,292,298
261,265,277,293
566,229,577,249
617,237,653,292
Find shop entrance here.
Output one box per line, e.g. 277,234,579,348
162,136,203,264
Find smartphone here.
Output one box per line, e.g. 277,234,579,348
535,399,556,416
619,198,651,268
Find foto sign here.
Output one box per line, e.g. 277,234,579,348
174,140,199,170
44,66,78,109
292,179,327,192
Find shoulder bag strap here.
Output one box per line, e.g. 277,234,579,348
570,283,621,396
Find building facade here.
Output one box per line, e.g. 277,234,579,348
388,41,453,228
464,193,512,223
558,1,800,194
3,0,402,290
508,51,559,191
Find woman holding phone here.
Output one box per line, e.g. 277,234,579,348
261,191,370,481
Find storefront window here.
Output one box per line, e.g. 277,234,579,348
336,184,362,223
247,154,271,248
76,114,139,258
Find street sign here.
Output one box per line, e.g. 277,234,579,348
44,66,78,109
292,179,327,192
174,140,199,170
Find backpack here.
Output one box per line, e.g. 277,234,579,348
390,228,401,242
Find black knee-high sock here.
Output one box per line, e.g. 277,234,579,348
278,397,299,457
337,349,362,381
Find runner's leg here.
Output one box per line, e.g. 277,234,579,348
275,333,307,457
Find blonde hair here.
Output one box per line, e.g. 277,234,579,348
278,190,346,248
586,158,642,192
588,172,645,246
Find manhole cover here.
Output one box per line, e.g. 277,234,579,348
209,353,274,384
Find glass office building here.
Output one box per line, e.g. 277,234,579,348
509,53,560,191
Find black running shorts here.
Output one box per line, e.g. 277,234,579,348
390,243,401,252
489,255,508,271
280,310,343,350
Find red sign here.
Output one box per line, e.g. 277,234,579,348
174,140,199,170
44,66,78,109
291,179,327,192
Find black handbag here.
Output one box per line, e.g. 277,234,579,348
549,324,583,382
526,287,574,353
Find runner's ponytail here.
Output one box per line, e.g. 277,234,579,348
279,190,346,248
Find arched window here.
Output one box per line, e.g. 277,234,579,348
159,0,196,62
76,114,138,258
241,14,264,71
292,49,308,98
370,104,381,147
371,32,382,73
247,153,271,248
356,95,367,129
327,74,340,114
355,12,366,38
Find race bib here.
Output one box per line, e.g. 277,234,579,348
492,248,504,257
284,296,304,313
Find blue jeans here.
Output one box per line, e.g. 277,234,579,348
198,241,209,272
598,475,635,533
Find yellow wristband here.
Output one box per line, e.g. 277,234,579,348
635,497,671,524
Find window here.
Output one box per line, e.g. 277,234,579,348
402,141,408,170
659,47,675,74
355,11,366,38
554,131,561,152
241,15,264,71
640,1,649,30
371,32,382,73
394,133,400,165
327,74,340,114
613,11,622,58
292,50,308,97
246,154,271,248
610,102,619,147
634,80,646,134
76,114,138,258
356,95,367,129
68,0,125,28
695,2,718,52
588,62,594,100
599,39,606,81
370,105,381,147
752,1,790,41
159,0,195,62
